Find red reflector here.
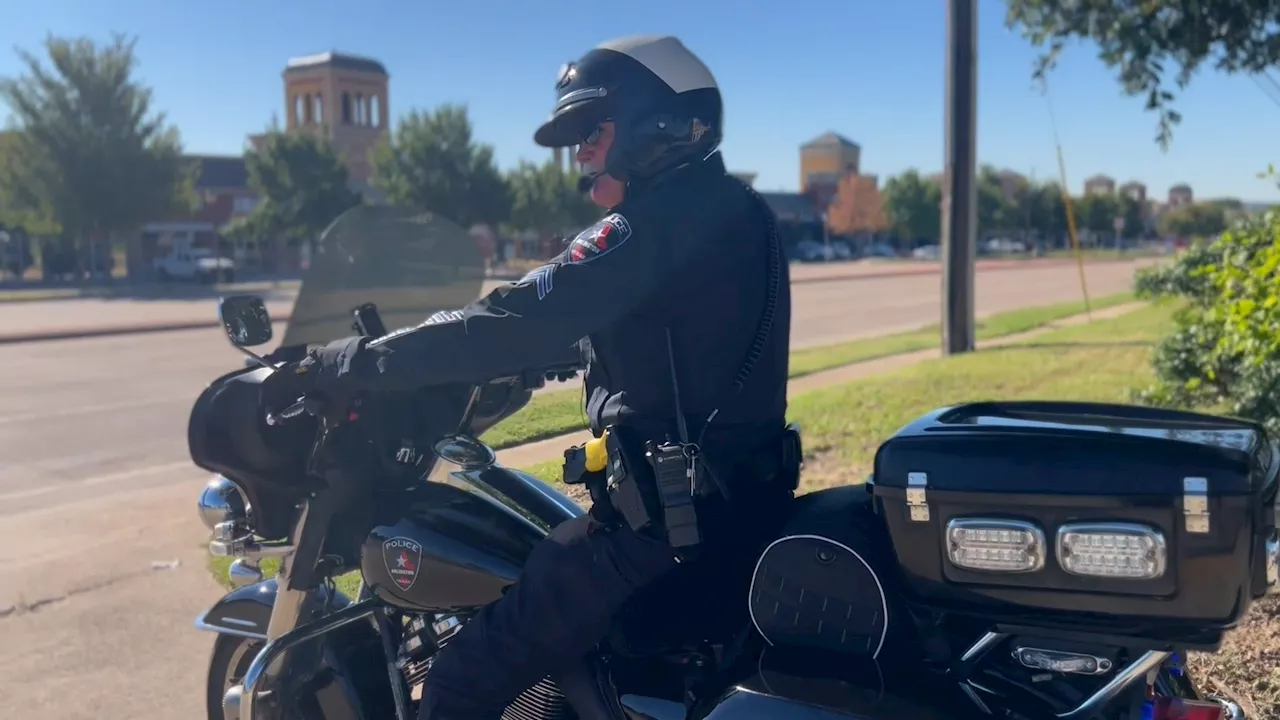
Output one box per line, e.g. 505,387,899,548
1152,697,1225,720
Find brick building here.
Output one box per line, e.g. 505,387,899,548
1168,183,1194,208
1084,174,1116,196
139,155,258,269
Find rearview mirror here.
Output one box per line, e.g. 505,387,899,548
218,295,273,348
218,296,276,369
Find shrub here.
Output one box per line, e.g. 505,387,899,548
1134,211,1280,431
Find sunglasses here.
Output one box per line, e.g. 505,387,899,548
580,120,612,147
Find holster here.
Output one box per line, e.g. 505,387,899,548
562,441,618,525
601,432,665,537
702,423,803,496
777,422,803,492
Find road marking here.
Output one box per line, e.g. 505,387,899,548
0,461,199,504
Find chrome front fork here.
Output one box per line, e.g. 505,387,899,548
221,501,321,720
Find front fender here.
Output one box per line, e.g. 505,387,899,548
198,580,395,719
195,577,351,640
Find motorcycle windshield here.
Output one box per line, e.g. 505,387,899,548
280,205,487,348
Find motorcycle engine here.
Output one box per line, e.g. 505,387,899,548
396,612,574,720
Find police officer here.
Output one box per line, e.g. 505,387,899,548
295,35,794,719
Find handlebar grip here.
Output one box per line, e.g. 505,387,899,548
266,399,307,427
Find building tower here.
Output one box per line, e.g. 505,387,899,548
281,52,390,190
799,132,860,191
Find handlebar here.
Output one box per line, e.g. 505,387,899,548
261,360,582,428
266,399,308,427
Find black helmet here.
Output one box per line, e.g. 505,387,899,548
534,35,723,184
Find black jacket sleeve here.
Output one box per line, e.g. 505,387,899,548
361,192,709,391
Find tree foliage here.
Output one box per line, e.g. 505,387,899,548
0,130,60,238
881,170,942,240
372,104,510,228
1003,0,1280,147
1028,181,1069,239
876,165,1236,245
0,34,196,276
826,174,887,236
237,132,360,241
1157,202,1228,239
505,160,599,236
1133,211,1280,431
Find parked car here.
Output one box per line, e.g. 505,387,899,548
830,240,856,260
794,240,836,262
983,238,1027,254
912,244,941,260
154,247,236,283
862,242,899,259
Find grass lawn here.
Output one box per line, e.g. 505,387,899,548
479,291,1135,450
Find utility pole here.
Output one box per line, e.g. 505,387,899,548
941,0,978,355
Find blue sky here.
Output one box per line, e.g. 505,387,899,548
3,0,1278,202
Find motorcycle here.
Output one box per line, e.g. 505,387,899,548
191,206,1263,720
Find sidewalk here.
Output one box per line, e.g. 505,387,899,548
494,302,1146,470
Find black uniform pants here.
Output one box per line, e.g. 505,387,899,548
416,513,680,719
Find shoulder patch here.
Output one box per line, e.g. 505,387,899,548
568,214,632,264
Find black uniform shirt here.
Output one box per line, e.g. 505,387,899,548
368,152,791,452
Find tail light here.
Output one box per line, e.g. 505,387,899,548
1149,697,1227,720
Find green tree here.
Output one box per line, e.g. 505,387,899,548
1118,194,1145,240
0,130,59,238
238,132,360,242
977,165,1015,235
1028,181,1068,245
1134,212,1280,430
372,104,510,228
0,34,194,278
881,169,941,241
1076,193,1121,236
506,160,598,236
1207,197,1248,225
1158,202,1228,239
1004,0,1280,147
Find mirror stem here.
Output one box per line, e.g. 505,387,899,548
236,345,275,370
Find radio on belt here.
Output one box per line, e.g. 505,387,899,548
645,439,701,550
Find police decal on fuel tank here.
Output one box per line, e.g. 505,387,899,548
382,536,423,591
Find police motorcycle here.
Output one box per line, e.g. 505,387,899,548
192,206,1270,720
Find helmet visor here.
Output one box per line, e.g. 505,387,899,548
533,87,612,148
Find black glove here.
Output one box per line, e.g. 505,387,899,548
297,336,376,393
265,336,382,424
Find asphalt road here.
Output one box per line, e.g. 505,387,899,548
0,258,1149,719
0,257,1113,339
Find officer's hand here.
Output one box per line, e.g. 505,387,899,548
297,336,377,394
281,336,385,422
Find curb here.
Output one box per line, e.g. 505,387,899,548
0,258,1149,345
0,316,295,345
0,280,304,305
